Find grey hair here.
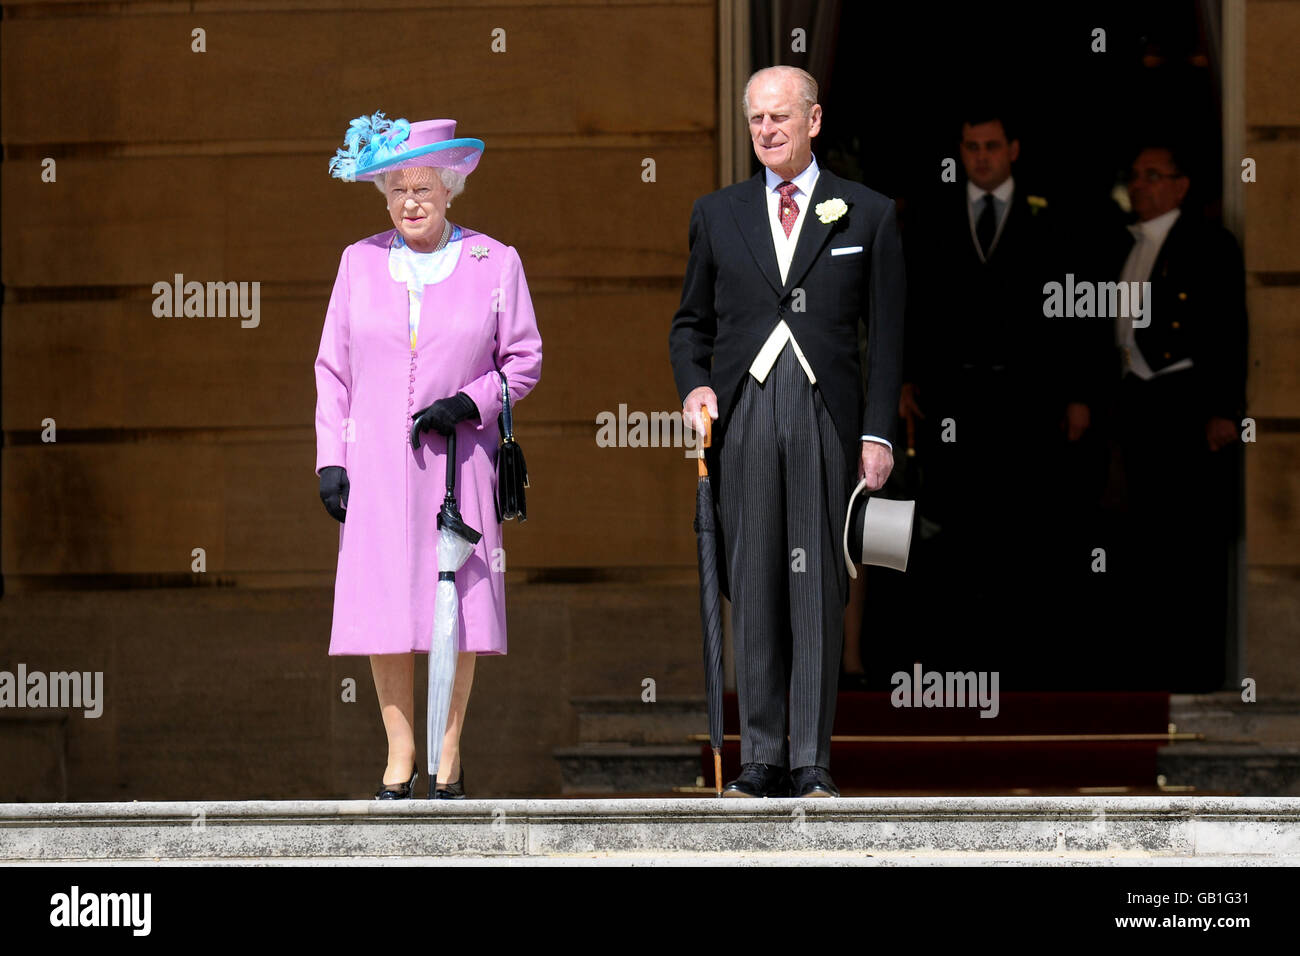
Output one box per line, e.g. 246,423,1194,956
373,167,466,199
741,65,818,118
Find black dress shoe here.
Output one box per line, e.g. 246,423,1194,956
432,767,465,800
723,762,792,798
375,765,418,800
791,766,839,798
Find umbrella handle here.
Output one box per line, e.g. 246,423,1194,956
697,413,712,479
445,429,457,496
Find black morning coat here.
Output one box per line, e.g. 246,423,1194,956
1110,211,1248,422
1044,204,1248,422
668,166,907,481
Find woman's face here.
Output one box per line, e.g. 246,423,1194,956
384,166,452,251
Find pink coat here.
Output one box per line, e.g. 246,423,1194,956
314,227,542,655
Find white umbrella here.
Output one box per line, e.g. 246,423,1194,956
426,429,480,797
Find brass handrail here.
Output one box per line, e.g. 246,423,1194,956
685,732,1204,744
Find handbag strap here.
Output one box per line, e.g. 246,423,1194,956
498,368,515,442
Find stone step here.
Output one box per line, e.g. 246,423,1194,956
553,744,701,794
559,694,1300,795
570,696,706,745
3,798,1299,864
1169,693,1300,743
1157,694,1300,796
1156,743,1300,796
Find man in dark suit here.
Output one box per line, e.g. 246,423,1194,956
1100,144,1246,687
899,111,1075,662
902,112,1061,435
669,66,904,797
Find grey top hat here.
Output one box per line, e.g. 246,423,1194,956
842,478,916,578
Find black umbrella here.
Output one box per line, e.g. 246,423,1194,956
692,416,725,796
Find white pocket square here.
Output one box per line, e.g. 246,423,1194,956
830,246,863,256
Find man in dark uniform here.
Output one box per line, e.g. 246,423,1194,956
1102,144,1247,688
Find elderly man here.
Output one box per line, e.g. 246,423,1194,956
669,66,905,797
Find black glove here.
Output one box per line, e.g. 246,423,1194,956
410,392,479,448
319,465,349,522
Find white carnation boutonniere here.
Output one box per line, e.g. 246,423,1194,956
1027,195,1048,217
815,198,849,225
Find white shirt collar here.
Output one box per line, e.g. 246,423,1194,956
1129,207,1181,241
765,155,820,197
967,174,1015,206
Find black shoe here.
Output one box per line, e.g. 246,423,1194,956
432,767,465,800
791,766,839,798
723,762,792,798
375,765,418,800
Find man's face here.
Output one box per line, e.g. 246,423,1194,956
960,120,1018,192
385,166,451,249
1126,148,1189,221
748,75,821,178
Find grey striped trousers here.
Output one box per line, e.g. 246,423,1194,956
719,343,852,769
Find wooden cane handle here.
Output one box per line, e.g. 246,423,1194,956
697,412,713,478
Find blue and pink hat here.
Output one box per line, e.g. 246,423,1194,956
328,112,484,182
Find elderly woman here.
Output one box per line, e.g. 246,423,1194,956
314,113,542,799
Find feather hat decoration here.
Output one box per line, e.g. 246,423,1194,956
328,112,484,182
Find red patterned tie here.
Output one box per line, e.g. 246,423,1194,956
777,181,799,237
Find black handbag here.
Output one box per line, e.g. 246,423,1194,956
495,371,529,522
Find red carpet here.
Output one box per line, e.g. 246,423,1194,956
703,691,1171,790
